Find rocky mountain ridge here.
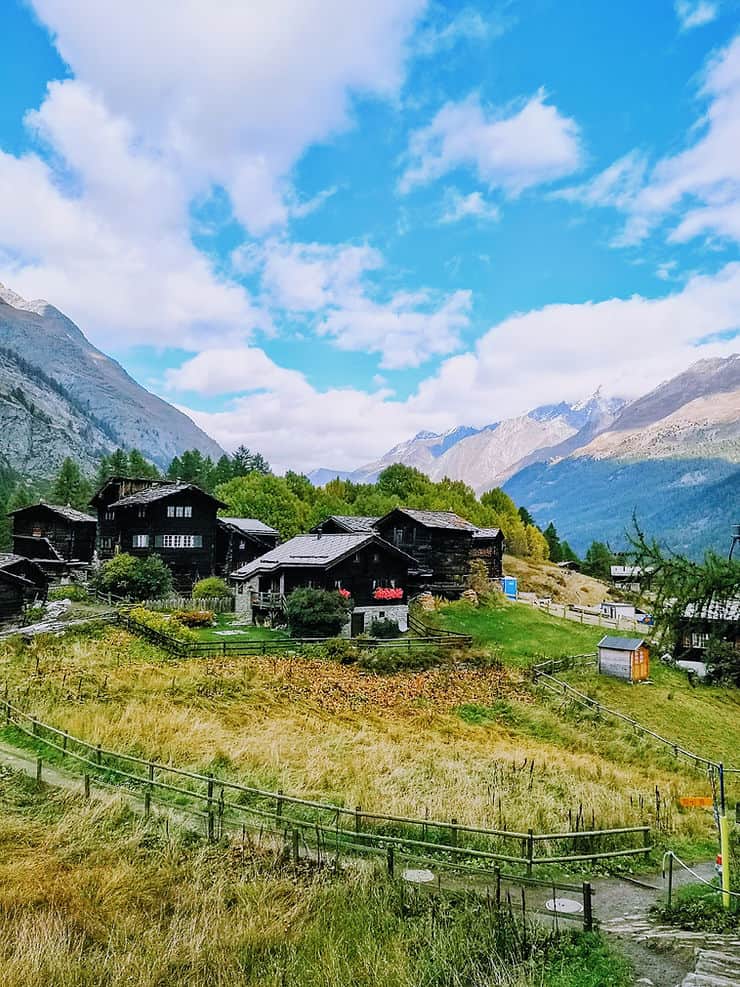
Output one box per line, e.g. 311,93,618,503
0,284,224,476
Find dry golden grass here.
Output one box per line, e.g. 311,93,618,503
502,555,611,607
0,626,724,854
2,768,627,987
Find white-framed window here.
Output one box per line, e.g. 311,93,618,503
167,505,193,518
334,579,342,589
132,534,149,548
104,510,115,521
239,540,246,549
138,507,146,518
155,534,203,549
691,632,710,649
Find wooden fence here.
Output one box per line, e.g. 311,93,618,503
519,598,648,633
532,659,740,777
118,611,473,658
2,696,650,892
138,596,236,614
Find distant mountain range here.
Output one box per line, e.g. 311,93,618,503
0,283,224,476
311,355,740,555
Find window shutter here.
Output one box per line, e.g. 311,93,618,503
154,535,164,548
194,535,203,548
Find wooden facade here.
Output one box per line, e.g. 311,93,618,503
90,477,172,559
9,503,97,565
0,554,48,624
103,482,227,590
470,528,504,580
373,508,478,594
677,598,740,660
597,636,650,682
216,518,279,574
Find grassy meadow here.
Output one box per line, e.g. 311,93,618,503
0,768,632,987
0,610,736,861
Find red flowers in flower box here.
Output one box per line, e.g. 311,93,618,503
337,588,351,599
372,587,403,601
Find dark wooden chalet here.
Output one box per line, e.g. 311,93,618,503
105,482,227,589
216,517,279,573
373,508,478,595
678,597,740,661
230,532,417,635
0,554,48,624
90,476,172,559
311,516,380,535
470,527,504,580
9,503,97,571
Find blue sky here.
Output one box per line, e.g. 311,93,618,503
0,0,739,470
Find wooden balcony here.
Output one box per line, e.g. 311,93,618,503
251,591,286,610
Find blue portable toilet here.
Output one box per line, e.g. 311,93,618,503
501,576,518,599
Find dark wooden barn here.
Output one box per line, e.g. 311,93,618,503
0,554,48,624
470,527,504,580
104,482,227,590
230,532,417,635
678,597,740,661
216,517,279,573
90,476,172,559
373,508,478,595
9,503,97,570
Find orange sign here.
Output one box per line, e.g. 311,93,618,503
678,797,713,808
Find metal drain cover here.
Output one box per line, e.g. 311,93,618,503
402,868,435,884
545,897,583,915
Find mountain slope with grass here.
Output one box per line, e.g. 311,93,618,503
0,284,224,474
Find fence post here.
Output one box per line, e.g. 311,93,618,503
35,757,42,787
276,789,284,823
355,805,362,834
450,818,458,847
96,743,102,767
583,882,593,932
292,828,300,865
207,772,215,842
526,829,534,876
642,826,651,855
5,700,10,725
144,789,151,818
84,774,90,799
387,845,395,877
495,866,501,908
667,853,673,908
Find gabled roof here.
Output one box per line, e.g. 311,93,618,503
109,482,227,510
376,508,477,531
89,476,171,506
231,532,418,580
598,635,646,651
683,597,740,622
0,553,46,587
218,516,279,537
312,515,379,533
12,535,64,562
8,502,96,523
472,527,502,540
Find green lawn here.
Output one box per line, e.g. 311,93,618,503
191,612,289,643
438,599,604,666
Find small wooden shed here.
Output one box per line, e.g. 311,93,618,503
597,635,650,682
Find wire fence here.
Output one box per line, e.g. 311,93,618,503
2,696,651,883
532,659,740,777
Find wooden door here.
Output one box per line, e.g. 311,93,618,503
350,611,365,637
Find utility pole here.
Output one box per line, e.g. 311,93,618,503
718,762,732,910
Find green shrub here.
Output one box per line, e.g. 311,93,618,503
128,607,197,645
192,576,232,600
48,584,91,603
23,605,45,625
357,646,443,674
285,588,352,638
369,617,401,639
91,553,173,601
311,637,358,663
173,610,215,628
652,881,740,932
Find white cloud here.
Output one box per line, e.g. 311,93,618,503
169,263,740,472
560,34,740,247
441,189,500,223
400,90,582,195
415,5,508,55
255,239,472,369
675,0,719,31
29,0,425,235
0,83,263,348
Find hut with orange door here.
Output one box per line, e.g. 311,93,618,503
597,635,650,682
